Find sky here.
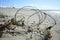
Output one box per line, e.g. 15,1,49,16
0,0,60,10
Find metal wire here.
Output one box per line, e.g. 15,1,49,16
0,6,56,40
13,6,56,40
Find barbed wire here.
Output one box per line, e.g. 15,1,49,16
0,6,57,40
13,6,57,40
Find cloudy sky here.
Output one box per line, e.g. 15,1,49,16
0,0,60,10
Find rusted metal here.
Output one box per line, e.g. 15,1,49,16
0,6,56,40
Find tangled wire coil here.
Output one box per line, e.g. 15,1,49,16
14,6,56,40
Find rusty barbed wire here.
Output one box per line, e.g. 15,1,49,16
14,6,56,40
0,6,56,40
